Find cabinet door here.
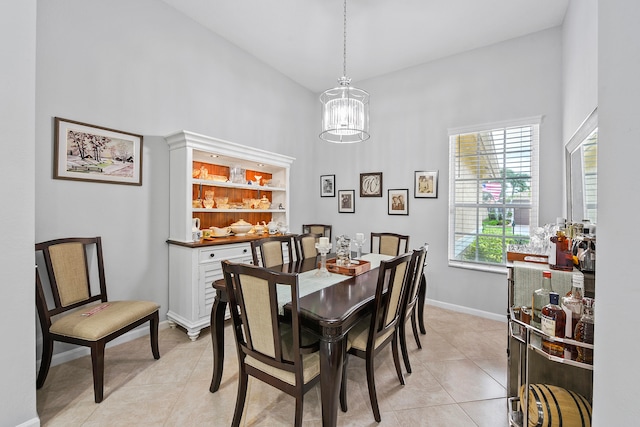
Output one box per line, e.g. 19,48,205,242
197,244,252,319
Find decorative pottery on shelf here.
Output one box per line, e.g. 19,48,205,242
230,219,252,235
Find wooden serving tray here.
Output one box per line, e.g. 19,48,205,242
324,258,371,276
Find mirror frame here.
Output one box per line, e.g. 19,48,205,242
565,107,598,222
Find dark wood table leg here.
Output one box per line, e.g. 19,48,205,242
209,290,227,393
319,337,344,427
418,273,427,334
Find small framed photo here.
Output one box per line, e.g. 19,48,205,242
360,172,383,197
388,189,409,215
320,174,335,197
338,190,355,213
414,170,438,198
54,117,143,186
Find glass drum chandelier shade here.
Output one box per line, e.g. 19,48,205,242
319,0,370,143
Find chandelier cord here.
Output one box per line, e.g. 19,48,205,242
343,0,347,78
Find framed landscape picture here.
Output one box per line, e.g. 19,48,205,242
388,189,409,215
360,172,383,197
338,190,355,213
414,170,438,198
54,117,143,185
320,174,335,197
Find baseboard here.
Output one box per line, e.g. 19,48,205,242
39,320,173,368
15,417,40,427
426,299,507,323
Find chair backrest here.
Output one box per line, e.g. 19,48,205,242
404,245,428,314
294,233,321,260
35,237,108,325
302,224,332,241
222,261,304,379
251,235,295,268
370,232,410,256
368,252,415,349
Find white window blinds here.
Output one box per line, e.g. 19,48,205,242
448,118,540,267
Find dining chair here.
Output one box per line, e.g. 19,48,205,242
222,260,321,427
251,235,295,268
35,236,160,403
294,233,321,260
399,245,428,373
370,232,410,256
339,251,416,422
302,224,332,241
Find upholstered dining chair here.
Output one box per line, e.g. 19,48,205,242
370,232,410,256
340,251,416,422
302,224,332,241
222,261,320,427
294,233,321,260
399,245,428,373
251,235,295,268
35,236,160,403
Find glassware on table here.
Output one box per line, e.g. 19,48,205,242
353,233,366,259
315,239,332,277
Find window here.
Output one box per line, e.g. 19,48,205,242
448,117,540,269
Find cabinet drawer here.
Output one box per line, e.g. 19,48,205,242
199,244,251,263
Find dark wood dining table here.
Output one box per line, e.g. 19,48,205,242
208,255,427,427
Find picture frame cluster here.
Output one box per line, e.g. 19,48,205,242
321,170,438,215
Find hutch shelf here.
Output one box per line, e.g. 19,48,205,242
166,130,294,340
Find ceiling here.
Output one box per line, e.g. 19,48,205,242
161,0,569,93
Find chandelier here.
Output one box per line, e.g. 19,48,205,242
319,0,370,143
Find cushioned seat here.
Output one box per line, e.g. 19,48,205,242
222,261,320,427
35,236,160,403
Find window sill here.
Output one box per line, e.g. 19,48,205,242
448,260,508,275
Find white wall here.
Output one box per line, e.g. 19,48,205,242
594,2,640,424
311,28,564,317
35,0,316,357
1,1,39,426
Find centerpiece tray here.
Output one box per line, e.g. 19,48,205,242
323,258,371,276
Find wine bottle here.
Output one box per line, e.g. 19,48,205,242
574,297,595,364
561,274,584,359
531,271,553,329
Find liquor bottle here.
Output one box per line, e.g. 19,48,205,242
551,230,573,271
541,292,566,357
531,270,553,329
561,274,584,359
574,298,595,364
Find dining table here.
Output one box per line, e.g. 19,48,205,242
208,253,427,427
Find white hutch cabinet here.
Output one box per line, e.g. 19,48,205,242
166,131,294,340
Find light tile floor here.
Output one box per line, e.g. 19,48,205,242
36,305,509,426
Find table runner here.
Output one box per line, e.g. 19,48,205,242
277,253,393,313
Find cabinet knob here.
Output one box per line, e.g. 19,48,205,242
210,253,215,258
243,249,247,253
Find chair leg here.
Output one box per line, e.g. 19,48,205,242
231,370,249,427
37,335,54,388
294,395,303,427
340,354,348,412
399,318,412,374
392,333,405,386
365,355,381,422
150,312,160,359
90,341,106,403
411,309,422,349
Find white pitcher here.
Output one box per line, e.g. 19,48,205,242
192,218,202,242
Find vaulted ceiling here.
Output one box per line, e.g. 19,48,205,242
161,0,569,93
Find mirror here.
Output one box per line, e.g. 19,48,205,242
566,108,598,224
